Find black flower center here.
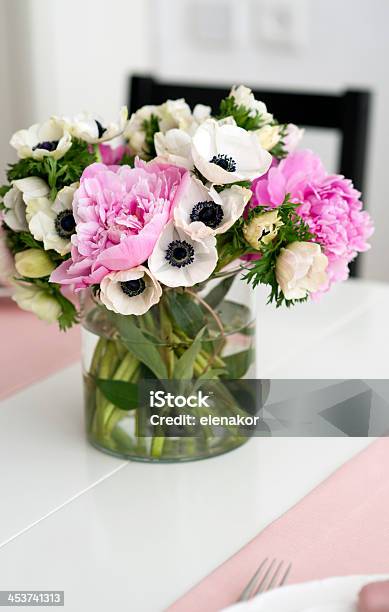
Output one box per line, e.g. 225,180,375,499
54,210,76,239
165,240,195,268
190,200,224,229
95,120,107,139
210,154,237,172
32,140,59,152
120,278,146,297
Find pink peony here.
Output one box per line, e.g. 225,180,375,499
98,143,131,165
51,160,189,289
251,150,374,292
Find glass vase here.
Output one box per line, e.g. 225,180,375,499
81,270,265,462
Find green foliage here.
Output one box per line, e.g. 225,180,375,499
242,197,315,308
119,152,135,166
221,349,255,379
55,290,79,331
141,114,160,159
173,328,205,379
0,184,11,200
95,379,138,411
109,313,168,379
7,139,96,199
216,96,267,131
165,290,205,338
204,274,236,308
269,123,288,160
213,180,251,193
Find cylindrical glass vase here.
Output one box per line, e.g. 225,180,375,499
81,270,265,462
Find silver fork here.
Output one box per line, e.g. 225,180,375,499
237,558,292,602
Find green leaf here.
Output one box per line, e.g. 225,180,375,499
165,291,205,338
197,368,226,380
7,139,96,192
174,328,205,379
96,379,138,411
221,349,255,379
216,97,268,131
204,275,235,308
110,314,168,379
141,114,160,159
55,291,79,331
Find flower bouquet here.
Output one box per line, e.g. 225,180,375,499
0,85,373,461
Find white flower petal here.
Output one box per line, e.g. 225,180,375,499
174,177,251,242
100,266,162,315
154,129,193,169
148,220,217,288
192,119,272,184
10,118,71,160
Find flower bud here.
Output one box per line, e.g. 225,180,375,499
256,125,281,151
275,241,328,300
243,210,283,249
15,249,55,278
13,283,62,323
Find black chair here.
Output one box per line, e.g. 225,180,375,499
128,75,372,276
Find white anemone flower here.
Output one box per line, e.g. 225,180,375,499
154,129,193,169
26,184,78,255
229,85,273,125
174,176,251,242
148,220,218,288
100,266,162,316
10,118,72,160
124,105,159,156
192,119,272,185
65,106,128,144
3,177,49,232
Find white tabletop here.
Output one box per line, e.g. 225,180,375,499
0,278,386,612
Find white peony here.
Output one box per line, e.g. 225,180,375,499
3,177,49,232
192,119,272,184
275,242,328,300
243,210,283,249
255,125,281,151
154,129,193,169
124,105,159,156
229,85,273,124
10,118,72,160
26,184,78,255
64,106,128,144
174,176,251,242
284,123,305,153
12,283,62,323
100,266,162,316
148,220,218,288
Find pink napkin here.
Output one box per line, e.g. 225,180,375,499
0,299,80,400
168,438,389,611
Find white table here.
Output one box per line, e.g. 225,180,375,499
0,278,387,612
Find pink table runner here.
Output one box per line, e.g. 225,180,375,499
0,299,80,400
168,438,389,611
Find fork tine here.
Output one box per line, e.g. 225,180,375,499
261,560,284,593
279,562,292,587
251,558,276,595
237,558,269,602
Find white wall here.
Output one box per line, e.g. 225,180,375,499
0,0,152,171
152,0,389,283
